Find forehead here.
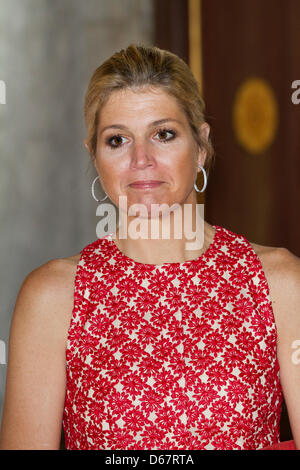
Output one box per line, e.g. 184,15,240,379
101,86,183,117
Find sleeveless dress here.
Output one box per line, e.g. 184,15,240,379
62,224,283,450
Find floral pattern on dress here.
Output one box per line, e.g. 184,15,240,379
63,224,283,450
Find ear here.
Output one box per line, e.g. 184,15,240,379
197,122,210,168
84,138,98,170
83,138,89,152
200,122,210,142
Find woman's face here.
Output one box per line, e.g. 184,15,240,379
85,86,209,216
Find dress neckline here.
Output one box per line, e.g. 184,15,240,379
103,224,220,269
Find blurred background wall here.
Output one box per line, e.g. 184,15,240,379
0,0,154,426
1,0,299,447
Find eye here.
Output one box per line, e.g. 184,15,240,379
105,127,177,150
155,128,177,143
105,134,127,149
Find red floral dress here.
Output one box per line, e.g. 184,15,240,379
62,224,283,450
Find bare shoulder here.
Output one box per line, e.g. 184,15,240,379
249,240,300,331
14,252,82,336
24,253,81,290
249,240,300,278
0,252,82,449
22,253,80,295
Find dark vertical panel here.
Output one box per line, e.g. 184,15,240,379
154,0,189,63
283,0,300,253
202,0,300,260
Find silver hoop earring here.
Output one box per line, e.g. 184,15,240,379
91,175,108,202
194,165,207,193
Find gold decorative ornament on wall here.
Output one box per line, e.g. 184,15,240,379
232,77,278,155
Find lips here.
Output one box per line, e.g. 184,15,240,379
129,180,164,189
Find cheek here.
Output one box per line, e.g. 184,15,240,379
99,162,118,184
174,151,196,180
99,164,128,201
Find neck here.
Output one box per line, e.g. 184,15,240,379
113,202,213,265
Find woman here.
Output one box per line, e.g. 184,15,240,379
0,44,299,450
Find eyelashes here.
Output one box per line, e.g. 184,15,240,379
105,127,177,149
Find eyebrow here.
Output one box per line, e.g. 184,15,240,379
99,118,183,135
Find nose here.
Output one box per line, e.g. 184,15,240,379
129,140,156,169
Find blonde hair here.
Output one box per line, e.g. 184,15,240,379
84,43,215,177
